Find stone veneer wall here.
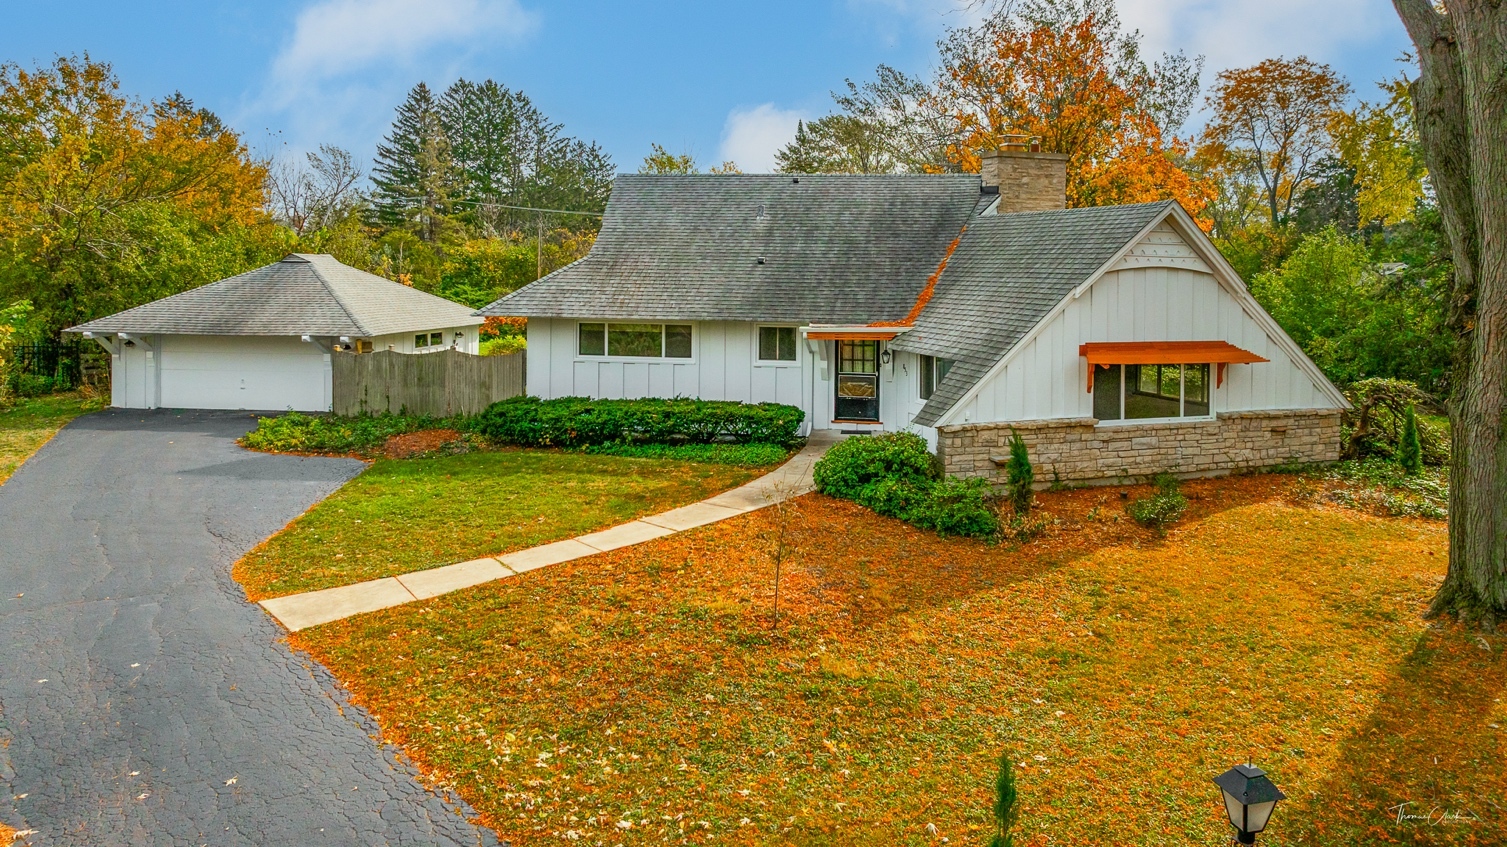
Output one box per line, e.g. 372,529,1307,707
936,409,1343,486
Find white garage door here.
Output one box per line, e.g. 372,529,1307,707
159,335,330,412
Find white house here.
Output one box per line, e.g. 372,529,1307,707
66,253,483,412
481,150,1349,484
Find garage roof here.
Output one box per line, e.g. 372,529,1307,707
65,254,483,338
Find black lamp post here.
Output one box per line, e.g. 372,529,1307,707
1213,763,1286,844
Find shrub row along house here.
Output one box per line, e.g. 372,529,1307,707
65,254,483,412
482,148,1348,484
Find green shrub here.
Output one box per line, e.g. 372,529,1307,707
907,477,999,538
582,442,791,467
480,335,526,356
1127,474,1188,532
812,431,940,500
241,411,441,454
815,433,997,539
473,396,804,448
1004,428,1034,516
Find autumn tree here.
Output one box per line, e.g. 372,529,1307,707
1330,79,1428,227
0,55,275,334
1391,0,1507,628
937,0,1209,211
639,144,698,174
1200,57,1351,227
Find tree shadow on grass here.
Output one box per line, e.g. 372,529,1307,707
766,474,1308,635
1281,626,1507,845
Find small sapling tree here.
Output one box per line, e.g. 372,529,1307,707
1005,428,1034,516
1399,404,1423,475
987,752,1019,847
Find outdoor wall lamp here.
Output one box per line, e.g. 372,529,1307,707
1214,763,1286,844
880,348,893,366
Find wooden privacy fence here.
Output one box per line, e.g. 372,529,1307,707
332,349,525,417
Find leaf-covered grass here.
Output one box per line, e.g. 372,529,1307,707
235,450,762,599
581,442,792,467
293,475,1499,846
0,391,106,485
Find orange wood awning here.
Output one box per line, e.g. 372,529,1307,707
806,330,903,341
1079,341,1268,392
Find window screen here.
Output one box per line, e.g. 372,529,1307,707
665,324,693,358
758,326,797,361
415,333,428,348
1093,364,1122,420
431,332,444,347
578,323,606,356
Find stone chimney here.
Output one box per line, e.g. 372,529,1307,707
980,140,1069,213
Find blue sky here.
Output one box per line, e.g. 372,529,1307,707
2,0,1414,175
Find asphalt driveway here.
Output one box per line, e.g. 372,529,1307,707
0,410,498,846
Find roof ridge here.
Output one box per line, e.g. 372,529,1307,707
300,255,373,336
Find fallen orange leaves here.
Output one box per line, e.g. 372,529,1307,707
293,475,1503,845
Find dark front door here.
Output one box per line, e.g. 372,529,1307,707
834,340,880,421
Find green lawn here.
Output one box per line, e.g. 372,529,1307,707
235,449,767,599
0,392,106,485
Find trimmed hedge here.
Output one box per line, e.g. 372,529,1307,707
241,411,442,454
813,432,999,539
473,396,804,448
582,442,791,467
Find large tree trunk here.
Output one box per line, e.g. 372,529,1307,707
1392,0,1507,629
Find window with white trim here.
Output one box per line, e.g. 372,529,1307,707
414,331,444,350
918,354,954,400
757,326,798,362
577,322,693,358
1093,363,1211,421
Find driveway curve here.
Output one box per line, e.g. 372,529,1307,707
0,410,498,847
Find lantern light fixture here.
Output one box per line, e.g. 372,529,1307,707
1213,763,1286,844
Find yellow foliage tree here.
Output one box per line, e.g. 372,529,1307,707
1330,79,1428,226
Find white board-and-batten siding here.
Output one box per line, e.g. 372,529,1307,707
945,222,1339,426
528,318,807,406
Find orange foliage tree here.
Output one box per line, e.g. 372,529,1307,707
0,55,274,333
1199,57,1351,228
936,0,1211,215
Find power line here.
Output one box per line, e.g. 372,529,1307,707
450,198,604,218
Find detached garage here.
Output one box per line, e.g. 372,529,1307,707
65,253,484,412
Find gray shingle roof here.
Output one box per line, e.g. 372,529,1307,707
65,254,482,337
479,174,982,323
894,201,1173,426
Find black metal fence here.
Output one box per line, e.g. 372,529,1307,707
7,339,94,394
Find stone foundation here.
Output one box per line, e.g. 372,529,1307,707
937,409,1342,486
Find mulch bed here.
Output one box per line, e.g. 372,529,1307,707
382,428,463,459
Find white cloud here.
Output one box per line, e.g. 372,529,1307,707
1112,0,1393,75
718,104,807,173
271,0,537,87
243,0,538,162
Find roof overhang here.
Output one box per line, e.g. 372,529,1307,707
1079,340,1268,392
802,325,913,341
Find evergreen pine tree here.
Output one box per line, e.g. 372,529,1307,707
371,82,457,242
987,753,1018,847
1399,404,1423,475
1005,428,1034,516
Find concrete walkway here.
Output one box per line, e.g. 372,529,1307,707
260,432,840,632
